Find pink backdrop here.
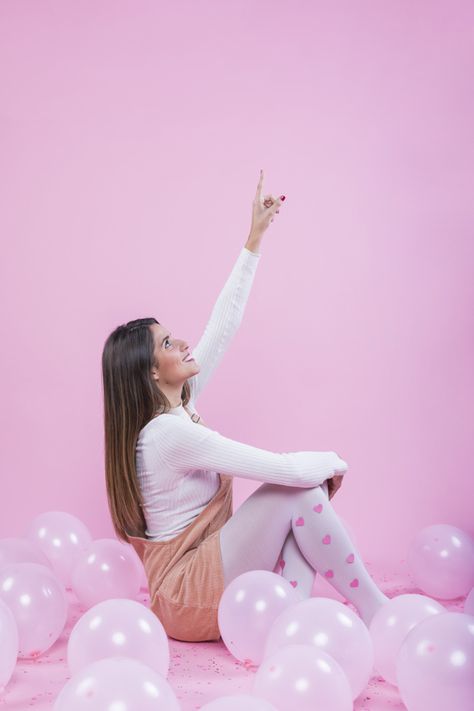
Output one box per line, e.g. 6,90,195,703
1,1,473,566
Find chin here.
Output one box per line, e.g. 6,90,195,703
186,361,200,376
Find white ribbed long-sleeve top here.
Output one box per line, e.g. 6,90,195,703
135,246,348,541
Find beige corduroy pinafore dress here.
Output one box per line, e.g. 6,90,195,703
125,406,233,643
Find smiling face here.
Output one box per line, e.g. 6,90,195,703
149,323,200,404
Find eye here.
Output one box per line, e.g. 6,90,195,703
165,338,172,348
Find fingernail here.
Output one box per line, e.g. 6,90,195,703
280,195,286,201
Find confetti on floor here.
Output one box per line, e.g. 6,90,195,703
0,560,466,710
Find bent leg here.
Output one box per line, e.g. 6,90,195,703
274,480,329,598
276,529,317,600
219,481,388,626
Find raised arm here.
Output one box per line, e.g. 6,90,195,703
188,170,286,404
187,245,261,403
150,415,348,488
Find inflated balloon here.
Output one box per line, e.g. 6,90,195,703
407,524,474,599
71,538,142,609
53,656,180,710
464,587,474,616
123,541,148,591
0,598,19,691
26,511,93,589
253,643,352,711
0,563,67,658
263,597,373,700
218,570,301,665
0,537,52,571
201,694,278,709
369,593,445,684
67,598,170,678
396,612,474,711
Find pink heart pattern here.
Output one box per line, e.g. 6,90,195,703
350,578,359,588
322,534,331,545
313,503,323,513
290,580,298,587
279,559,286,570
324,569,334,578
295,517,305,526
346,553,355,564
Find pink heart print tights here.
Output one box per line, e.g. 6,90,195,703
219,481,389,626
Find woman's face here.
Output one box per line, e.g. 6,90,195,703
149,323,199,386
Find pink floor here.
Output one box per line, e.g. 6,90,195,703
0,561,465,710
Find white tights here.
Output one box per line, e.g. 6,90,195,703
219,480,389,626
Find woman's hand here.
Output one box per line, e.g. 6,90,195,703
248,169,286,238
327,474,344,500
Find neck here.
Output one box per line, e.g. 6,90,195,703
157,382,184,409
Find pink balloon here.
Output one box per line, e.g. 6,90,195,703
0,563,67,659
0,599,19,691
0,537,52,571
53,656,180,710
464,587,474,615
67,598,170,678
253,643,352,711
217,570,301,665
201,694,278,710
263,597,373,700
369,593,445,684
396,612,474,711
26,511,93,589
71,538,141,609
407,524,474,599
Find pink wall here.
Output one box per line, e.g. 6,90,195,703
1,1,473,565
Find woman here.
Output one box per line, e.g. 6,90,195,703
101,170,389,642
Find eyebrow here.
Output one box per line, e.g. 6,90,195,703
161,333,171,345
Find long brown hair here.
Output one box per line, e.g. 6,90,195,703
101,317,191,542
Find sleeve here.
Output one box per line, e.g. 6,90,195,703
152,415,349,488
188,246,261,404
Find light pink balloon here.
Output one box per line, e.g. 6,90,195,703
396,612,474,711
0,537,52,571
201,694,278,710
0,563,67,659
26,511,93,589
369,593,445,684
253,643,352,711
218,570,301,665
0,599,19,691
71,538,141,609
53,656,180,710
407,524,474,599
67,598,170,678
126,544,148,591
464,587,474,615
263,597,373,700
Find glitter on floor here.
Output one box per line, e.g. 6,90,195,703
0,561,466,710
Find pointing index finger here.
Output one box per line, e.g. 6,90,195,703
256,169,264,200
